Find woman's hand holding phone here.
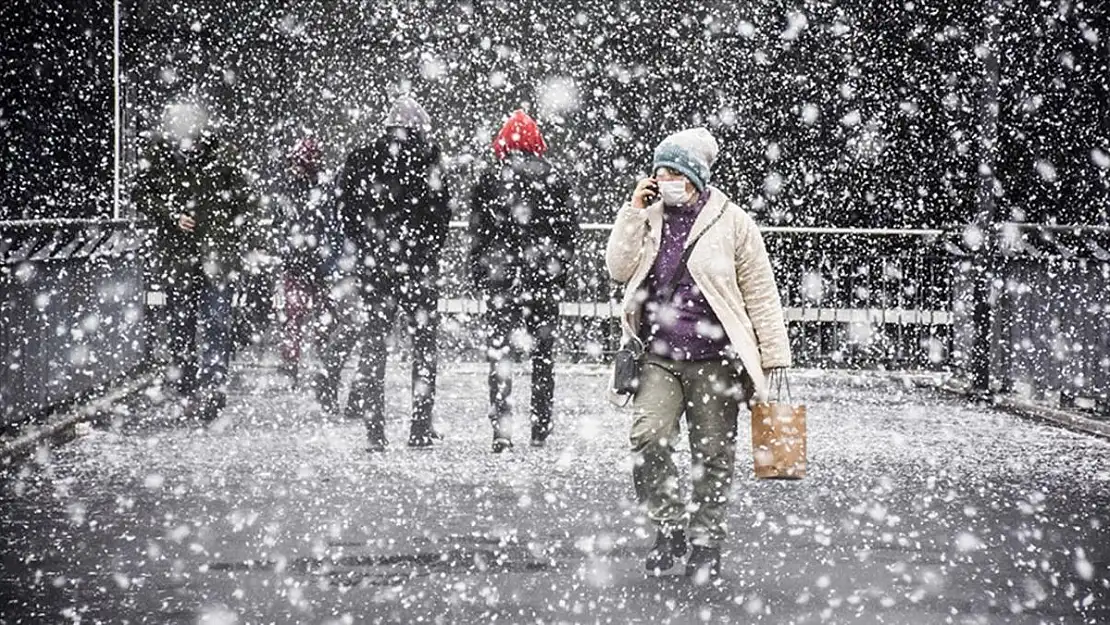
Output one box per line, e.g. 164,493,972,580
631,177,658,209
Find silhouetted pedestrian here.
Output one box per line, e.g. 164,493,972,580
275,135,332,384
469,109,577,452
318,96,451,450
133,101,253,422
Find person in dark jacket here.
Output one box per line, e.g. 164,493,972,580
468,109,577,451
317,95,451,450
275,135,333,383
133,101,252,422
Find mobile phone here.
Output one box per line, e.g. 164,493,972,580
642,181,659,205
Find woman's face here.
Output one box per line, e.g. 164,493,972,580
655,167,696,195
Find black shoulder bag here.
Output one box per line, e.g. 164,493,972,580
611,206,727,404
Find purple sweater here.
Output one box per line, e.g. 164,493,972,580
639,190,731,361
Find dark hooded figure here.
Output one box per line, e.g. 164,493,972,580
468,109,577,452
316,96,451,451
133,101,252,422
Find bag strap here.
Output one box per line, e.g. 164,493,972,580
770,368,793,403
658,205,727,303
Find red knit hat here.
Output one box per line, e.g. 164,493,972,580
492,110,547,160
288,136,323,172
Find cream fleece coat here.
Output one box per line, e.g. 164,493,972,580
605,186,792,404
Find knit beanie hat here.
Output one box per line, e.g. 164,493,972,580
492,110,548,160
287,136,323,172
652,128,720,192
384,95,431,131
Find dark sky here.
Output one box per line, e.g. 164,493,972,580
1,0,114,221
2,0,1106,227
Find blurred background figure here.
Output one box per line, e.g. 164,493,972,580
318,95,452,451
133,100,252,422
274,135,334,384
468,109,577,452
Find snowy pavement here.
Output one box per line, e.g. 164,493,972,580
2,364,1109,624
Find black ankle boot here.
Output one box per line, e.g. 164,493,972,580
684,545,721,583
312,372,338,415
530,421,553,447
185,390,225,424
408,421,435,448
491,420,513,453
366,421,388,453
645,528,688,575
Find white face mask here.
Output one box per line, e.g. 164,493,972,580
658,180,692,206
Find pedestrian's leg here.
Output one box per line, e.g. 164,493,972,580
198,280,233,386
348,290,396,447
526,300,558,444
407,292,439,446
193,279,233,420
682,360,743,581
316,275,360,411
308,277,331,355
166,272,199,396
629,357,687,532
486,298,517,452
281,273,309,374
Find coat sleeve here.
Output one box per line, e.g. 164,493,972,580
215,147,258,255
131,145,175,226
551,181,577,290
734,211,792,369
337,150,365,245
467,174,495,290
604,203,649,284
427,148,453,260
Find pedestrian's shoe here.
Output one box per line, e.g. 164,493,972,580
684,545,722,584
167,364,198,397
530,422,553,448
185,390,226,424
278,362,299,386
182,397,203,422
407,422,436,449
366,429,389,453
312,372,338,415
645,528,688,576
491,422,513,453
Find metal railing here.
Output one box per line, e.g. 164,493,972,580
0,218,143,265
0,219,147,429
14,215,1106,422
950,222,1110,415
429,222,956,367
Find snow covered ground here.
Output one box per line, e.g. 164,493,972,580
1,363,1108,623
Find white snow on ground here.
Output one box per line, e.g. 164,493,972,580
56,364,1110,492
7,364,1109,623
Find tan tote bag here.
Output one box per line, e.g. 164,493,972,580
750,370,807,479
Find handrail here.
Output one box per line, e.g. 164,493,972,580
445,220,947,236
999,222,1110,234
0,218,136,228
6,218,1104,238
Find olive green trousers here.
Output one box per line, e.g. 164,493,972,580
629,354,750,546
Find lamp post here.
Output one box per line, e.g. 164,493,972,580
969,5,1001,397
112,0,122,220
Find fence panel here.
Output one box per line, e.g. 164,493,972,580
433,223,954,368
0,220,146,429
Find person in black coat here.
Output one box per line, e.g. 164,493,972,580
317,96,451,450
469,109,577,451
133,102,252,422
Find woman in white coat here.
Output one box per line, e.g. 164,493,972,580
605,127,792,581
